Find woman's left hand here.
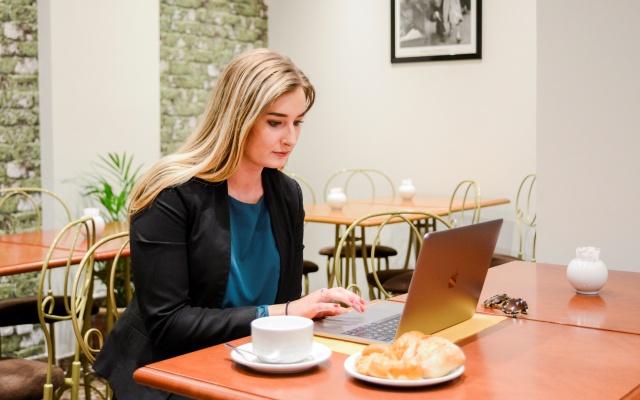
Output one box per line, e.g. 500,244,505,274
285,287,366,319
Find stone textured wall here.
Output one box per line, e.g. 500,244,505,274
0,0,45,358
0,0,41,231
160,0,268,154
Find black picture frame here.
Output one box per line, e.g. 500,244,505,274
391,0,482,63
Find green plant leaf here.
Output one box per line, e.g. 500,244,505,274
73,151,143,223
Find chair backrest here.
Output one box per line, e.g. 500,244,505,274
447,180,481,228
36,217,96,398
515,174,537,261
0,187,72,233
322,169,396,203
71,231,130,364
284,171,316,205
333,211,453,299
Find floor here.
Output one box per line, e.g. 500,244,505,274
56,357,109,400
58,375,108,400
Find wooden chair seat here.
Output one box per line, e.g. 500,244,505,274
490,253,520,268
0,296,99,327
0,357,65,400
303,260,319,274
319,244,398,258
381,270,414,294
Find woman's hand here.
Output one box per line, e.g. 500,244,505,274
283,287,366,319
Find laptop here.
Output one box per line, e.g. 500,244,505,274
313,218,503,344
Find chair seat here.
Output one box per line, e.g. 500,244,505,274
366,268,413,287
490,253,520,268
0,357,65,400
318,244,398,258
303,260,319,273
0,295,99,327
381,270,414,294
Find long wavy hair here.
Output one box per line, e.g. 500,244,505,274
129,48,315,217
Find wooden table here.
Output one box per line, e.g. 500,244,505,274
0,221,130,277
304,195,510,226
304,195,509,289
134,316,640,399
476,261,640,335
0,242,84,276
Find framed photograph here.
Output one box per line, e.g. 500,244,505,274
391,0,482,63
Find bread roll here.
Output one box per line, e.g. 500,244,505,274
355,352,423,380
390,330,427,358
405,336,466,378
355,331,465,380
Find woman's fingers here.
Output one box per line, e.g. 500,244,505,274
317,287,365,313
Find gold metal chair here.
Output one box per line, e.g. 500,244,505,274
490,174,537,266
319,169,399,290
0,187,72,233
285,172,320,296
69,231,130,400
36,217,96,400
0,188,75,400
333,211,453,299
446,180,481,228
516,174,537,261
0,188,73,354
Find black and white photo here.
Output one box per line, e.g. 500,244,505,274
391,0,482,63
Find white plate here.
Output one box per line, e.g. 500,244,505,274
344,352,465,387
230,342,331,374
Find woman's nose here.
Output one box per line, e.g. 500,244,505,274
283,124,298,146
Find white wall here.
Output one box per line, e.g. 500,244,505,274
269,0,537,293
537,0,640,272
38,0,160,358
39,0,161,224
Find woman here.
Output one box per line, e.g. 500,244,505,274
94,48,365,399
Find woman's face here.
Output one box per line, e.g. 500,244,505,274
241,87,307,172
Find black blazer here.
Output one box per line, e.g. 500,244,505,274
94,169,305,399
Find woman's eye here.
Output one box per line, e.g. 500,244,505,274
268,121,281,127
294,120,304,127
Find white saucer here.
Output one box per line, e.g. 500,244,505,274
230,342,331,374
344,352,465,387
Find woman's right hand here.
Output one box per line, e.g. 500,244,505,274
278,287,366,319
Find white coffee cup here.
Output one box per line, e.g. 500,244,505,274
251,316,313,364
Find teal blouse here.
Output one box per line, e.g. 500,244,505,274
221,196,280,310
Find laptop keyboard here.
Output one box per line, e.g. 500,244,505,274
341,314,401,343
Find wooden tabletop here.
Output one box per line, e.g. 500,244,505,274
133,320,640,400
349,194,509,211
304,195,509,226
0,242,84,276
0,221,130,277
476,261,640,335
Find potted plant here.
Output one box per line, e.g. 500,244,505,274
75,152,142,308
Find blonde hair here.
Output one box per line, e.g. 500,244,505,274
129,48,315,216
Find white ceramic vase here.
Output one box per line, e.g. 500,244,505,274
327,187,347,211
566,246,608,295
82,207,106,236
398,179,416,201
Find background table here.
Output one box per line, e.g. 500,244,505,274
303,195,509,290
0,221,130,277
303,195,509,226
0,242,83,276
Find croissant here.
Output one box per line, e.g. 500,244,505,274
355,331,465,380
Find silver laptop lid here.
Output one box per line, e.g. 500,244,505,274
396,218,503,337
